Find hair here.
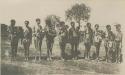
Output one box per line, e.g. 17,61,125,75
45,19,51,26
36,18,40,22
70,21,75,25
115,24,121,28
25,20,29,24
10,19,16,23
86,22,91,27
106,25,111,29
95,24,99,27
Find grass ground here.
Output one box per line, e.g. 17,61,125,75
1,37,121,75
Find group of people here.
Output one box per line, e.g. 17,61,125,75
8,18,123,63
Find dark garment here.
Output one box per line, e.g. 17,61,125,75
8,26,19,59
69,27,80,58
71,38,79,58
11,39,18,58
69,27,80,43
94,42,101,58
70,37,79,44
84,43,91,59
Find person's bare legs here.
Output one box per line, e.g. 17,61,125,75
105,47,108,62
71,43,75,59
74,43,78,60
39,41,42,61
47,40,51,60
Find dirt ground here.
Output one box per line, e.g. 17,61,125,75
1,37,121,75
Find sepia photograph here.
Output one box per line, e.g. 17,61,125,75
0,0,125,75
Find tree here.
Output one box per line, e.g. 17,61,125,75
45,15,60,28
65,3,91,26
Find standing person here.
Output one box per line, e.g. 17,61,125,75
59,21,68,60
104,25,115,62
8,19,19,60
34,18,45,61
114,24,123,63
23,20,32,61
83,22,93,59
46,25,57,61
69,22,80,60
93,24,102,60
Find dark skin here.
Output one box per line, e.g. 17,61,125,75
69,22,80,59
36,19,44,60
105,25,115,62
94,24,101,59
9,20,19,60
84,23,93,59
23,21,32,61
115,25,122,63
59,22,68,59
46,26,56,60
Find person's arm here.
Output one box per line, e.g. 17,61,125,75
69,29,71,39
90,29,94,44
120,32,123,52
112,31,115,41
21,29,24,45
7,26,11,40
29,27,32,44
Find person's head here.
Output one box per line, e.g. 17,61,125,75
24,20,29,27
65,25,69,29
86,22,91,28
36,18,41,25
60,21,65,26
115,24,121,31
95,24,99,30
70,21,75,27
10,19,16,26
106,25,111,31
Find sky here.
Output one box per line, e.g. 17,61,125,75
0,0,125,30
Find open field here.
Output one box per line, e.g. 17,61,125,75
1,37,121,75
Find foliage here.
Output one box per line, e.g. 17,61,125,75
45,15,60,27
65,3,91,26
